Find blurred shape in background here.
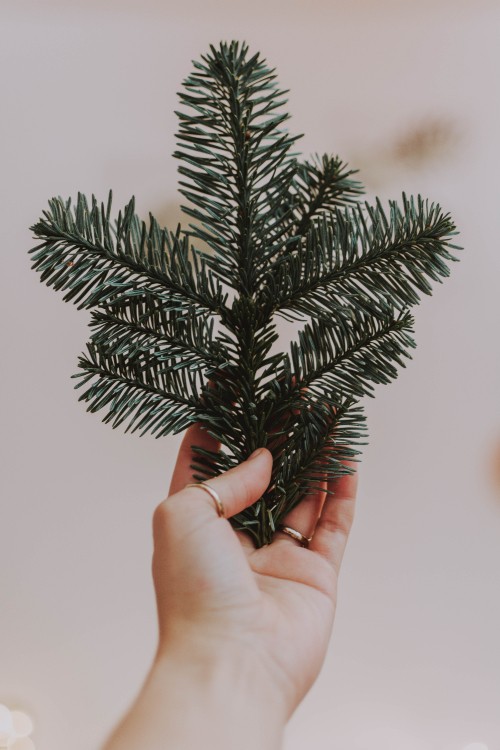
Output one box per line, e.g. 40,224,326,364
0,705,34,749
491,437,500,498
352,117,462,189
392,118,460,167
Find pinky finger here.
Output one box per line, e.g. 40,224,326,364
309,464,359,574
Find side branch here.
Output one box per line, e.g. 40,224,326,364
280,311,416,403
89,301,228,370
264,195,459,319
73,342,202,437
293,154,364,237
271,401,365,525
29,193,225,314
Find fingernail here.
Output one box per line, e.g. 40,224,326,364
248,447,266,461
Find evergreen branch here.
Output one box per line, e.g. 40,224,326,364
250,154,363,277
273,310,415,406
264,194,459,319
73,341,202,437
89,297,228,371
174,40,301,292
271,400,365,522
229,400,365,545
28,40,461,548
293,154,364,237
29,192,225,314
182,317,282,463
274,399,366,524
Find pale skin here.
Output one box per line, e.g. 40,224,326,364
102,423,358,750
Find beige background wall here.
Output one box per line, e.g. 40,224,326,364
1,2,499,749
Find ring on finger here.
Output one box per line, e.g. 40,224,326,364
185,482,226,518
277,524,312,548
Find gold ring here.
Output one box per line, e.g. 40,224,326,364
185,482,225,518
277,524,312,548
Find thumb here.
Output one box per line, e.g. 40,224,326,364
167,447,273,521
154,448,273,544
151,448,273,622
201,447,273,518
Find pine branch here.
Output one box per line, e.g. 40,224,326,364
89,298,228,371
272,400,365,521
252,154,364,277
73,341,203,437
272,310,415,408
229,399,365,545
28,40,460,548
174,41,301,291
293,155,364,237
29,192,225,314
263,195,459,320
241,310,415,543
187,316,283,460
284,154,364,243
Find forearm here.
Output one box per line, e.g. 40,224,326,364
102,639,286,750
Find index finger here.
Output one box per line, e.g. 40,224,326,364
168,422,220,495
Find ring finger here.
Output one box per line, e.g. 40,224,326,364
274,478,327,547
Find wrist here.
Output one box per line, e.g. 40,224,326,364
152,635,287,750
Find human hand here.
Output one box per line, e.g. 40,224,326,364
103,424,357,750
153,423,358,716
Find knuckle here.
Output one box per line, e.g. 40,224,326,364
152,497,174,533
233,470,254,508
238,474,252,505
319,507,354,538
319,517,346,536
313,557,339,596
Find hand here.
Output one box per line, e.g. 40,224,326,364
103,424,357,750
155,424,357,709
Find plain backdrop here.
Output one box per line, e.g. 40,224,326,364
1,2,500,749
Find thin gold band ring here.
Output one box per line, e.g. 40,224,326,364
185,482,225,518
277,524,312,548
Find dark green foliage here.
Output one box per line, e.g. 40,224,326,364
29,41,459,547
